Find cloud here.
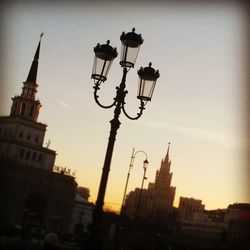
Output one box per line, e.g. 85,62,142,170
176,126,247,149
57,99,71,110
140,121,247,149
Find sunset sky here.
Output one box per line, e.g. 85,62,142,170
1,1,249,211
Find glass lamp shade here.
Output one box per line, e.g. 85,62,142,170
120,28,143,68
137,63,160,102
143,159,149,170
91,40,118,82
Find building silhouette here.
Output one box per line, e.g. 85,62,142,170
0,34,77,233
69,187,94,236
124,143,176,220
178,197,205,220
225,203,250,246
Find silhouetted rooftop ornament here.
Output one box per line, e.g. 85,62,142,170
26,33,44,84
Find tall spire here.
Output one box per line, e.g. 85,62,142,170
26,32,44,84
10,33,44,121
165,142,170,162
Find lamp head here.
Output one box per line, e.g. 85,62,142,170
92,40,118,82
120,28,143,68
137,62,160,102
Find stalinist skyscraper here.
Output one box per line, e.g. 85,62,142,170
148,143,176,218
124,143,176,220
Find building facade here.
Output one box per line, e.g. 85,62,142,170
0,35,77,233
175,203,250,248
225,203,250,246
69,187,94,235
124,143,176,220
178,197,205,220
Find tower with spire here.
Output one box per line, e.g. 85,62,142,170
0,33,56,170
0,34,77,233
124,144,176,220
149,143,176,218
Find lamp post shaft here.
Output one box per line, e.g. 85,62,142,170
90,68,128,249
136,166,147,218
121,148,135,208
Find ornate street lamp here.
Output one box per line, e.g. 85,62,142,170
89,28,160,249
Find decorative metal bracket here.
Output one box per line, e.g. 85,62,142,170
93,82,116,109
122,100,145,120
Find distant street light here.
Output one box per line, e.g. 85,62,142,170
135,157,149,218
113,148,148,250
89,28,160,249
121,148,148,212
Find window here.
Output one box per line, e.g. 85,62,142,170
27,134,31,141
19,132,23,138
31,90,35,98
26,151,30,159
32,152,37,161
29,105,34,117
35,137,38,143
20,149,25,158
20,103,26,115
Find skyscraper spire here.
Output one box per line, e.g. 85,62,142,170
165,142,170,162
26,32,44,84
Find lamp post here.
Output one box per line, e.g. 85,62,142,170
89,28,160,249
113,148,148,250
135,159,149,218
121,148,148,212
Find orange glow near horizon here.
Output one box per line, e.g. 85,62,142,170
1,1,249,214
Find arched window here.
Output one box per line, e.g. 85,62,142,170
20,103,26,115
29,105,34,117
32,152,37,161
20,149,25,158
26,151,30,159
30,90,35,98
